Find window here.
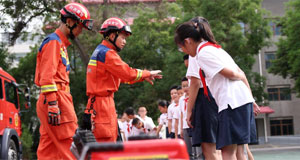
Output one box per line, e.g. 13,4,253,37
269,21,282,36
268,87,291,101
270,118,293,136
265,52,276,69
4,81,18,109
0,78,2,99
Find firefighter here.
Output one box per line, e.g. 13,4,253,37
85,17,162,142
34,2,93,159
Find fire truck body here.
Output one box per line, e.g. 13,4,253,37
0,68,30,160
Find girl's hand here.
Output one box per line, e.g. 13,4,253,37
253,102,260,116
187,111,194,128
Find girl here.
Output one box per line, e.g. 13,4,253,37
186,51,220,159
156,100,169,138
174,17,260,160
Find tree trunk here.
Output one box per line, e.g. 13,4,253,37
72,38,90,67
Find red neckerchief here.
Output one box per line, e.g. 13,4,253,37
184,97,189,111
127,124,130,133
198,42,221,100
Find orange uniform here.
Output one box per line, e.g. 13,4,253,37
35,29,77,159
86,40,151,142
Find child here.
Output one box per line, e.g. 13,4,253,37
179,77,194,158
131,117,156,136
177,86,184,98
174,17,260,160
167,86,181,139
137,106,155,128
156,100,169,138
183,54,189,68
121,107,136,141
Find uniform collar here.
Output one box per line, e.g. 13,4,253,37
101,40,117,50
196,41,208,53
55,29,71,47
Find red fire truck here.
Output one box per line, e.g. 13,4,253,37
0,68,30,160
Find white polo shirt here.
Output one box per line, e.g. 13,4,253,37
159,113,168,126
186,55,204,88
179,95,189,129
130,126,142,136
167,102,181,133
122,120,132,141
141,116,155,129
196,41,254,113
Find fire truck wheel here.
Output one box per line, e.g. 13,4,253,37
8,140,18,160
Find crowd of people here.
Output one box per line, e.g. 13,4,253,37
34,2,260,160
117,17,261,160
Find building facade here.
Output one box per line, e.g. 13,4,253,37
254,0,300,141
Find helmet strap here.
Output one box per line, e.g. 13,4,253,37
66,21,78,39
107,32,121,52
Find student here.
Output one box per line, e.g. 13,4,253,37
34,3,93,159
183,54,189,68
156,100,169,138
174,17,260,160
121,107,136,140
184,54,207,160
177,86,184,98
85,17,162,142
125,107,136,120
131,117,156,136
179,77,194,159
138,106,155,128
167,86,181,139
117,114,126,141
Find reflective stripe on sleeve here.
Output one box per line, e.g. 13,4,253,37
41,84,57,93
88,59,97,66
135,69,142,81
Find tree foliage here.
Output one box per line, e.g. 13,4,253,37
269,0,300,96
0,0,272,157
0,43,14,70
0,0,66,45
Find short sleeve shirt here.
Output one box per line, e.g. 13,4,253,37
186,56,204,88
179,95,189,129
159,113,168,126
196,41,254,112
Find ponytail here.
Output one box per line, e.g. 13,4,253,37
190,17,218,44
174,17,218,46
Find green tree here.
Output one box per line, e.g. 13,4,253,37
0,43,14,70
0,0,65,45
10,47,39,159
114,2,183,120
269,0,300,96
1,0,272,157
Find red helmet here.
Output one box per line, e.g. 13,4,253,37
100,17,132,35
60,2,93,30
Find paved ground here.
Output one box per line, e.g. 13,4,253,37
249,136,300,159
250,143,300,151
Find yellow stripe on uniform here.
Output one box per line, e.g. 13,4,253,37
135,69,142,81
60,48,70,65
41,84,57,93
88,59,97,66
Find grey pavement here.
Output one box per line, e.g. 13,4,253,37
249,135,300,152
